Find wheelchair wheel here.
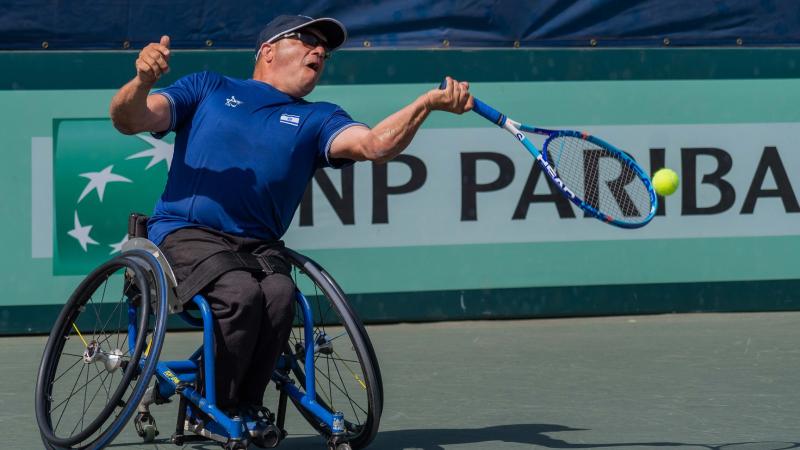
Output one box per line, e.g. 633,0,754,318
282,249,383,450
35,250,168,449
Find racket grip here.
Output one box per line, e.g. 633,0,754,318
471,98,505,126
438,78,505,126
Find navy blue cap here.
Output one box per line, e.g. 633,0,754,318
256,15,347,53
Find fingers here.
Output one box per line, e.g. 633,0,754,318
135,35,171,84
452,79,462,101
445,77,471,114
442,76,455,98
456,81,472,112
464,95,475,112
428,76,472,113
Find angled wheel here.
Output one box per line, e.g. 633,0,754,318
35,250,168,449
281,249,382,450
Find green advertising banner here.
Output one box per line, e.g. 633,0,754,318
3,49,800,334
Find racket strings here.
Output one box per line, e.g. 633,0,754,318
540,135,652,219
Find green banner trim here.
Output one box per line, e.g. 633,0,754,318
4,48,800,90
6,278,799,335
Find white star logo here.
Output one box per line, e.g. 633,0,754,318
78,165,132,203
225,96,243,108
67,211,99,252
127,134,174,170
109,234,129,255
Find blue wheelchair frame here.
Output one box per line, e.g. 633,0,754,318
130,289,346,444
36,231,380,450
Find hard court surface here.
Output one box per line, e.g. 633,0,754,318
5,312,800,450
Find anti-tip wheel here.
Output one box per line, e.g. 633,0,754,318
134,411,159,442
142,425,157,443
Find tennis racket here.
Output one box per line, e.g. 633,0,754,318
442,80,657,228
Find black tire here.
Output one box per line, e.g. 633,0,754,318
35,250,168,449
281,249,383,450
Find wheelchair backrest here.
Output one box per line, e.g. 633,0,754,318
122,213,183,314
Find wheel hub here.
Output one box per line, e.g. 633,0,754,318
82,341,124,372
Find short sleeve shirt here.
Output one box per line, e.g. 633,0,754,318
146,71,365,245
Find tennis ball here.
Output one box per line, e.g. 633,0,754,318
652,168,679,196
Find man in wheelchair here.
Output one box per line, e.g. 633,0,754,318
106,13,473,449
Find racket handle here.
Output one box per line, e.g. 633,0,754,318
471,98,505,126
438,78,505,127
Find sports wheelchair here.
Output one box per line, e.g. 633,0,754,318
35,218,383,450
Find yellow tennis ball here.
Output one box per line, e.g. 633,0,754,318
652,168,679,196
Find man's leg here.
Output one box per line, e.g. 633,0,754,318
203,270,266,413
239,273,296,407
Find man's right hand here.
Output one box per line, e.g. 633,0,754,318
111,35,172,134
135,35,171,85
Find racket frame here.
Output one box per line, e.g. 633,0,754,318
472,97,657,228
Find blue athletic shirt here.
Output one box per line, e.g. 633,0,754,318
146,71,365,245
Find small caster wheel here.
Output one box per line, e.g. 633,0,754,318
251,423,282,448
142,424,157,442
133,411,159,442
171,434,185,446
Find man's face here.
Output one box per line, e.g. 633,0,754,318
267,29,329,97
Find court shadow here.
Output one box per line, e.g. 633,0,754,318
273,424,800,450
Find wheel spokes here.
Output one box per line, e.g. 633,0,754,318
49,273,136,440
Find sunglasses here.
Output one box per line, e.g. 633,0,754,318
279,31,331,59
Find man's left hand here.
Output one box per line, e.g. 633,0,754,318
424,76,474,114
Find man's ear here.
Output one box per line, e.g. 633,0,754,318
262,43,277,63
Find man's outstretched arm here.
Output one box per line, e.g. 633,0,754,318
110,35,172,135
329,77,473,164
